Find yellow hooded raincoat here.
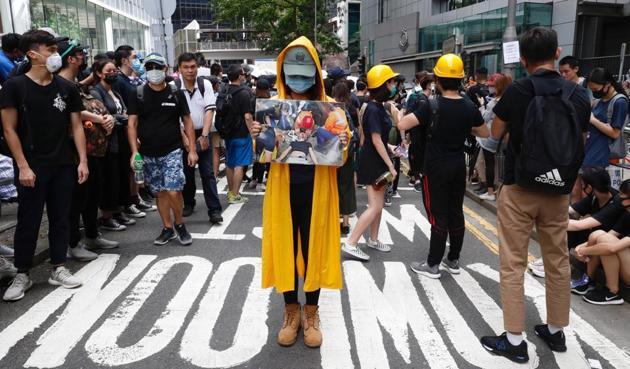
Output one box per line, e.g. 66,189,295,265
261,36,347,293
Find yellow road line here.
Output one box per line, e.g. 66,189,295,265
463,204,536,262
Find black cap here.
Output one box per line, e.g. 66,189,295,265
256,78,270,90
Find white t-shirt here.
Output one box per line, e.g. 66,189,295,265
173,78,216,130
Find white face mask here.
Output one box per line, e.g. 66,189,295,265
146,69,166,84
32,51,62,73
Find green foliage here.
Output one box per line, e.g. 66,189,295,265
213,0,343,56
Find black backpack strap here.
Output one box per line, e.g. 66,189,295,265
136,84,145,103
174,79,182,91
561,80,578,100
427,97,440,140
197,77,206,97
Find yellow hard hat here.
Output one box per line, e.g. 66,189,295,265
433,53,465,79
366,64,399,89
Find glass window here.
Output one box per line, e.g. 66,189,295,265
30,0,46,29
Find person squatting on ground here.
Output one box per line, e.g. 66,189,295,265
478,27,591,363
341,64,400,261
127,53,198,246
250,36,350,349
399,53,488,279
567,167,624,296
174,52,223,225
0,29,89,301
575,178,630,305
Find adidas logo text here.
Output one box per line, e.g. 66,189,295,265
535,169,565,187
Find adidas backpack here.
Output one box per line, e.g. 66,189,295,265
514,77,583,194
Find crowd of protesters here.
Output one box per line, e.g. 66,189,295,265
0,25,629,362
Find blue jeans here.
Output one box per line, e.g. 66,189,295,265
183,131,222,214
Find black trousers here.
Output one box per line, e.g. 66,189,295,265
392,157,401,193
422,158,466,267
182,130,222,214
283,182,320,306
13,164,74,271
70,157,100,247
252,162,269,183
482,148,496,190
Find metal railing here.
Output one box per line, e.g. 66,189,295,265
198,40,262,50
580,54,630,79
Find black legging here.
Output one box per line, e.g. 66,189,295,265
392,157,401,193
283,182,320,306
482,148,496,190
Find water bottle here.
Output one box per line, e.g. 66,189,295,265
133,152,144,184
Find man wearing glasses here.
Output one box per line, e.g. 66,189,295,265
127,53,198,246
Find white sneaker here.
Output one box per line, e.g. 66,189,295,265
0,256,17,279
341,242,370,261
67,244,98,261
85,235,119,250
479,192,496,201
0,244,14,257
3,273,32,301
48,266,82,289
528,257,545,278
367,238,392,252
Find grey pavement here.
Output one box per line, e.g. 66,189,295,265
0,177,629,369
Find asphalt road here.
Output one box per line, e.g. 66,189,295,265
1,176,629,369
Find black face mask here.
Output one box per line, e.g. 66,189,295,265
104,75,118,84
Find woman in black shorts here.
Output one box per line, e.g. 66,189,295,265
341,65,398,261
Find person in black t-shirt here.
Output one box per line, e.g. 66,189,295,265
0,30,89,302
399,54,488,280
223,64,255,204
479,27,591,362
564,167,624,294
574,178,630,305
127,53,198,246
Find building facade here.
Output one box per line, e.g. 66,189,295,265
1,0,154,58
361,0,630,79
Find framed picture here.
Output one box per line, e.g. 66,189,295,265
254,99,347,166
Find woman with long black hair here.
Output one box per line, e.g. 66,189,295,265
584,67,629,168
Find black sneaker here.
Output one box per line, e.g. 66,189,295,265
571,281,595,296
174,223,193,246
154,228,177,245
136,198,157,212
480,332,529,364
209,210,223,224
534,324,567,352
340,224,350,236
183,205,194,218
114,213,136,226
124,205,146,218
583,287,624,305
99,218,127,231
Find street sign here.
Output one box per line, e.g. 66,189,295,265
502,41,520,64
143,0,176,19
442,36,456,54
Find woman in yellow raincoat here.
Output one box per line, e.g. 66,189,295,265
250,36,349,348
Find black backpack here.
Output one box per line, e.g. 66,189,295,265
215,85,247,139
136,83,180,105
513,77,582,194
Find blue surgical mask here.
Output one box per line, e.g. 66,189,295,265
132,58,145,76
285,75,315,94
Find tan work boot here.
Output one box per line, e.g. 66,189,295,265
277,303,301,346
302,304,322,348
